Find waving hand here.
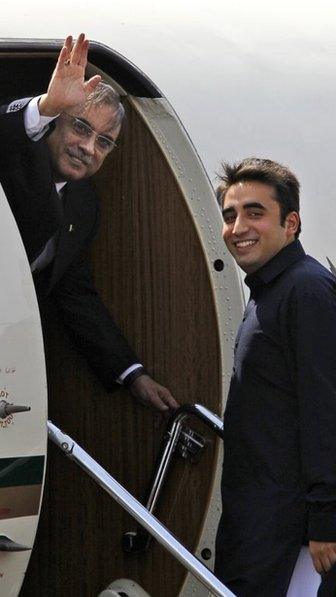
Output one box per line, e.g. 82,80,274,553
39,34,101,116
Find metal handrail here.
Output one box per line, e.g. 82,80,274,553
47,420,234,597
146,403,223,514
122,403,224,554
170,404,224,438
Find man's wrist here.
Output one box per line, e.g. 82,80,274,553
24,96,58,140
123,366,147,388
38,94,60,118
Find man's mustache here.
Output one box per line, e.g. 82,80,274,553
68,148,92,165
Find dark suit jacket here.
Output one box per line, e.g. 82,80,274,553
0,98,139,389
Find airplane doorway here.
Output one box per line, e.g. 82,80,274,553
0,39,242,596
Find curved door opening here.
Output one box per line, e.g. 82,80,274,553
0,40,243,597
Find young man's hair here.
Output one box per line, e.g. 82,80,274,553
217,158,301,237
85,81,125,132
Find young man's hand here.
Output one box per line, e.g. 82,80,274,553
310,540,336,574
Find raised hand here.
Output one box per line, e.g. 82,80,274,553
39,34,101,117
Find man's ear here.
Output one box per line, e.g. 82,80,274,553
285,211,300,237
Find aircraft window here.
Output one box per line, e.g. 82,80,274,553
213,259,224,271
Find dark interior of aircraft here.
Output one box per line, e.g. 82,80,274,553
0,42,222,596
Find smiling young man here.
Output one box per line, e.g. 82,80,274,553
215,158,336,596
0,34,178,414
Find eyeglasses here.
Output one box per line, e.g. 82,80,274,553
62,113,118,154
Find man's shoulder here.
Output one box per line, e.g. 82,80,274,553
0,97,32,115
1,98,31,114
0,97,37,154
287,253,336,296
290,253,333,281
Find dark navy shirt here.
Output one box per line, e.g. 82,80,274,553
216,240,336,594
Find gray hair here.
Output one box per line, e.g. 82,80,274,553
85,81,125,130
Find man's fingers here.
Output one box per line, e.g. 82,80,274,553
129,375,178,414
310,551,324,574
149,390,179,412
159,390,179,410
324,552,336,573
64,35,73,53
84,75,102,95
147,393,169,412
78,39,90,67
312,552,325,575
55,36,74,72
310,541,336,574
56,45,70,70
64,35,73,48
71,33,86,65
42,33,92,115
61,36,73,60
139,389,172,412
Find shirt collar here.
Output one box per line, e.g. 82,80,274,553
55,181,67,194
244,239,306,290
